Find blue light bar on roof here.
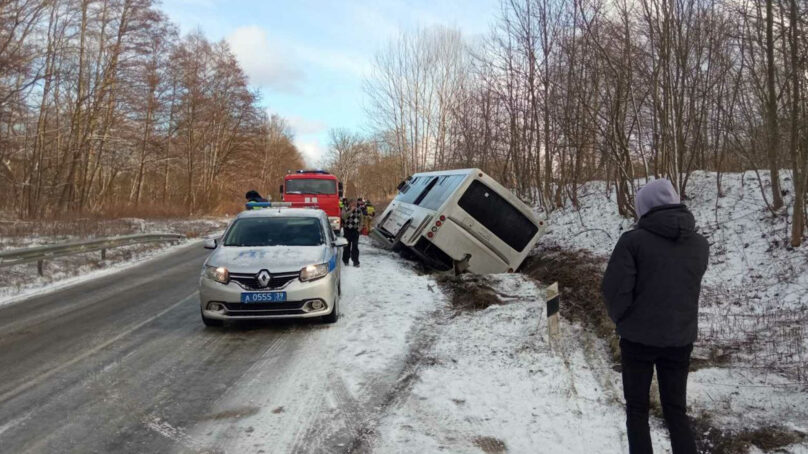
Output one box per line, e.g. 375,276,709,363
245,201,321,210
245,201,292,210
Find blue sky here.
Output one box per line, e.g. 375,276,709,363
159,0,499,166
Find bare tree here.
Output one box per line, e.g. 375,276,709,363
323,128,366,193
786,0,807,245
364,26,468,176
0,0,306,217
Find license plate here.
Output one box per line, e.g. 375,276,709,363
241,292,287,303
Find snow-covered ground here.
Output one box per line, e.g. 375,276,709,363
181,241,444,452
0,217,228,305
174,240,692,453
372,274,676,453
537,170,808,451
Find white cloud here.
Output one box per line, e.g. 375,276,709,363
294,43,372,78
286,115,328,136
295,139,328,168
226,25,302,93
225,25,369,91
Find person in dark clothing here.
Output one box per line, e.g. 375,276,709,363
245,190,268,209
245,190,266,202
245,190,269,210
602,179,709,454
341,198,363,267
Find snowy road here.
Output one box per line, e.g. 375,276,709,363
6,235,802,453
0,240,441,453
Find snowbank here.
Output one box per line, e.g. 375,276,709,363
537,170,808,448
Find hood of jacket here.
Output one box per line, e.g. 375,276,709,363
637,204,697,241
636,179,680,217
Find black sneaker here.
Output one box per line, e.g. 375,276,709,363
342,261,350,267
353,263,360,267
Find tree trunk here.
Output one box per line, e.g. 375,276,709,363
766,0,785,211
788,0,804,246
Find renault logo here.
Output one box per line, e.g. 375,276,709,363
256,270,271,288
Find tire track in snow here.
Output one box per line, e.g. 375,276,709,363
291,247,450,453
342,309,447,453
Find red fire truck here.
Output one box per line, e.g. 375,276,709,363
280,170,343,233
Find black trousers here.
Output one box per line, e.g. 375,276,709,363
343,228,360,265
620,338,697,454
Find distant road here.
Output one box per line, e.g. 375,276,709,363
0,240,437,453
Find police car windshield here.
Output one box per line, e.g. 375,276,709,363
223,217,324,247
285,179,336,195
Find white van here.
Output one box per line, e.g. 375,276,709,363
370,169,545,274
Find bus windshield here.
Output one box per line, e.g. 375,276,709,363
457,180,538,252
418,175,466,210
395,176,430,204
395,174,465,210
286,179,337,195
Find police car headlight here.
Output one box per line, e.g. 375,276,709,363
204,265,230,284
299,263,328,282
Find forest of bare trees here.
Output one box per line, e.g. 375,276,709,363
3,0,806,245
0,0,304,218
355,0,808,246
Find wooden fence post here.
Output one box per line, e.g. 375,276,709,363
546,282,560,340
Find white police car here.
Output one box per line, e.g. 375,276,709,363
199,207,347,326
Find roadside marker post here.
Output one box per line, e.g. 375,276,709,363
545,282,560,340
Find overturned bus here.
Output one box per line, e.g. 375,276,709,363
370,169,546,274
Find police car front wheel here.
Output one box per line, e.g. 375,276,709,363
322,299,339,324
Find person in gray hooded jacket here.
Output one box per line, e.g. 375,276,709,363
602,179,709,454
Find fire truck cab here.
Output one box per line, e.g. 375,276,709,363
280,170,343,233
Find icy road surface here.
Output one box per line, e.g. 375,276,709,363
0,239,439,453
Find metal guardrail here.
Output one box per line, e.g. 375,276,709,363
0,233,185,275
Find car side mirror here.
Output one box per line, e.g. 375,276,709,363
279,184,284,194
333,237,348,248
338,182,344,198
203,238,218,249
